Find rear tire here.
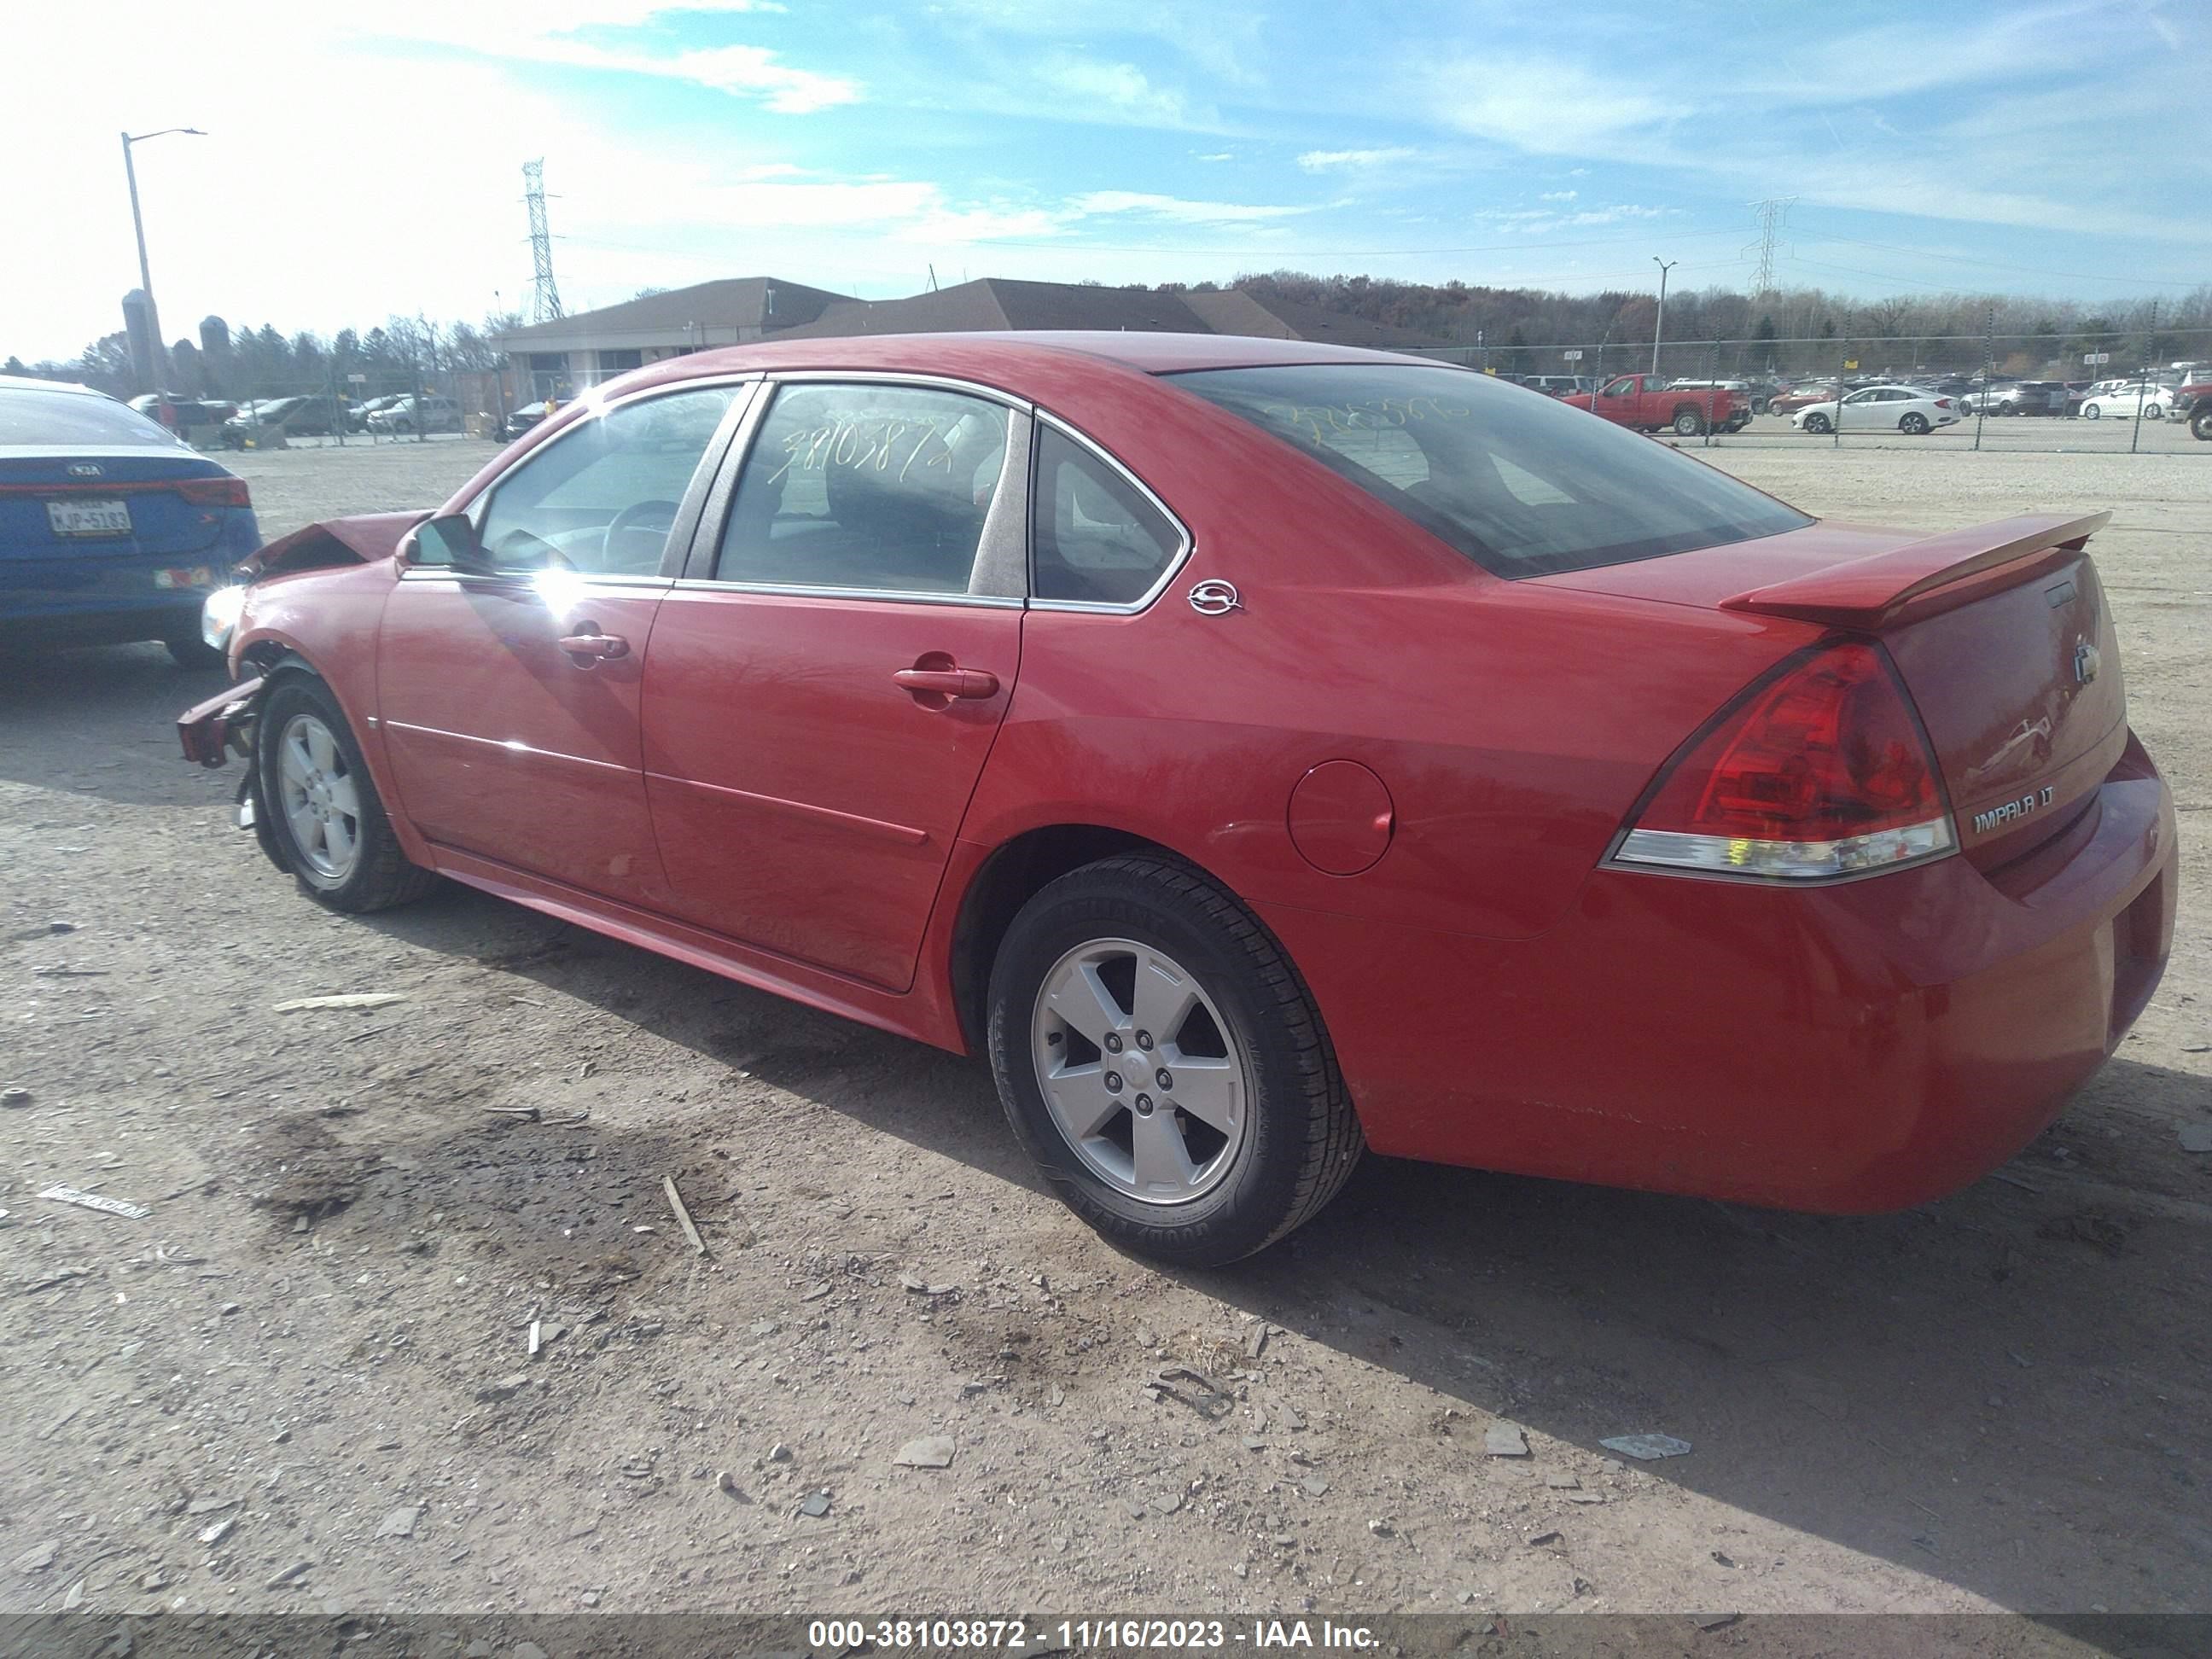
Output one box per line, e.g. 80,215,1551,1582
1672,408,1706,436
987,856,1363,1266
255,673,437,913
1900,413,1930,435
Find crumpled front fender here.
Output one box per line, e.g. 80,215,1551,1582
176,675,266,767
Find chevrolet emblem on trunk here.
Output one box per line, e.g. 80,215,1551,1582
2074,642,2100,684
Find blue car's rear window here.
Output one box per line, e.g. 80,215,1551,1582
1169,363,1810,578
0,387,180,447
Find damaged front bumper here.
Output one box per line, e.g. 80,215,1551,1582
176,674,266,767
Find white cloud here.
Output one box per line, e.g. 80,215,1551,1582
1194,151,1236,163
1539,189,1578,201
1297,147,1417,172
1069,191,1313,224
1037,56,1188,125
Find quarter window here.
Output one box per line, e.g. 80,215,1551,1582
1030,428,1182,606
469,386,738,575
716,383,1010,594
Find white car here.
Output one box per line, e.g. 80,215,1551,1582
1790,384,1962,436
2080,382,2172,421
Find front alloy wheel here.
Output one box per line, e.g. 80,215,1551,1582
1803,412,1831,434
256,673,437,912
276,713,360,882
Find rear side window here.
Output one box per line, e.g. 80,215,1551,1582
717,382,1010,595
1172,363,1809,578
1031,427,1183,605
0,387,179,447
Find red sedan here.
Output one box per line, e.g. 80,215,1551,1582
179,334,2176,1265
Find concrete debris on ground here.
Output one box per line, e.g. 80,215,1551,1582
1600,1434,1693,1461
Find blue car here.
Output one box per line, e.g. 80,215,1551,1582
1,375,262,667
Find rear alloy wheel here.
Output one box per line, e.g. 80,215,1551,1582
257,674,436,913
987,855,1363,1266
1900,412,1930,435
1672,408,1706,436
1803,412,1831,434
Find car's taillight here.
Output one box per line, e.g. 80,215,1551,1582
1936,398,1953,409
176,476,251,509
1612,641,1955,880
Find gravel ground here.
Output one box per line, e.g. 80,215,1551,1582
1,434,2206,1629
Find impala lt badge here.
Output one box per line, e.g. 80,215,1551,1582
1189,579,1242,616
1973,785,2057,835
2073,641,2100,684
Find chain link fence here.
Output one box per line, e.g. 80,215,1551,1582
1410,325,2212,454
147,361,532,451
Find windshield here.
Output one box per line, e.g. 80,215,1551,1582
1170,363,1810,577
0,387,183,447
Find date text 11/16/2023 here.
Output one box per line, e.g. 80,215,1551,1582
804,1619,1379,1650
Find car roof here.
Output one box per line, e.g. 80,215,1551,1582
629,329,1447,389
0,375,103,397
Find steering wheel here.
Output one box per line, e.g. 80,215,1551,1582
602,499,684,571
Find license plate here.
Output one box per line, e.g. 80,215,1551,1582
47,498,132,538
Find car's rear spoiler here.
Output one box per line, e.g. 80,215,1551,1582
1720,511,2110,629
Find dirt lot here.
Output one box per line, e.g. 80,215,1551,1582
2,434,2206,1627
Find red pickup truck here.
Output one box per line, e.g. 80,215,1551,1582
1563,373,1752,436
2178,373,2212,439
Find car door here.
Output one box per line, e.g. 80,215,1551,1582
1594,376,1640,425
640,376,1030,991
377,381,749,905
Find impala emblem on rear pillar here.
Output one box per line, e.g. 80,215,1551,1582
1189,579,1242,616
2074,642,2100,685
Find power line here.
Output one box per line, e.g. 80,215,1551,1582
524,159,564,323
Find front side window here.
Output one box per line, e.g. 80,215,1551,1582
1031,427,1183,605
715,382,1010,594
470,385,738,575
1602,377,1637,397
1172,363,1811,579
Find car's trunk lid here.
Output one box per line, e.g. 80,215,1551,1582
1535,513,2128,870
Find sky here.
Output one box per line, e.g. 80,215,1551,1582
3,0,2208,360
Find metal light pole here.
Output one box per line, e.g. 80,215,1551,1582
1650,257,1679,375
120,125,206,385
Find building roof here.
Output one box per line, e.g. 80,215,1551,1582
772,278,1451,349
494,276,851,351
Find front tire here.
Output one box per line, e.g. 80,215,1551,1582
2085,404,2102,420
256,674,436,913
1803,412,1831,434
987,856,1363,1266
2192,405,2212,441
165,633,226,672
2145,403,2164,421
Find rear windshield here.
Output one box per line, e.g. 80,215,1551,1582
1170,364,1809,577
0,387,181,447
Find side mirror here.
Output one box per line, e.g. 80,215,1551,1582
410,512,492,574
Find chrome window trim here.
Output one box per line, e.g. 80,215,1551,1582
684,375,1033,609
760,368,1033,412
669,578,1023,609
1027,410,1193,615
395,568,674,591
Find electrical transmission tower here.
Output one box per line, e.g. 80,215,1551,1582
1745,195,1796,296
523,159,564,323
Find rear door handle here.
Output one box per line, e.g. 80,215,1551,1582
557,631,630,662
894,666,998,700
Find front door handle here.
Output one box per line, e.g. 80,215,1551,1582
557,631,630,663
894,666,998,701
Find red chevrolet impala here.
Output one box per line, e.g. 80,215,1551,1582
179,334,2176,1264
